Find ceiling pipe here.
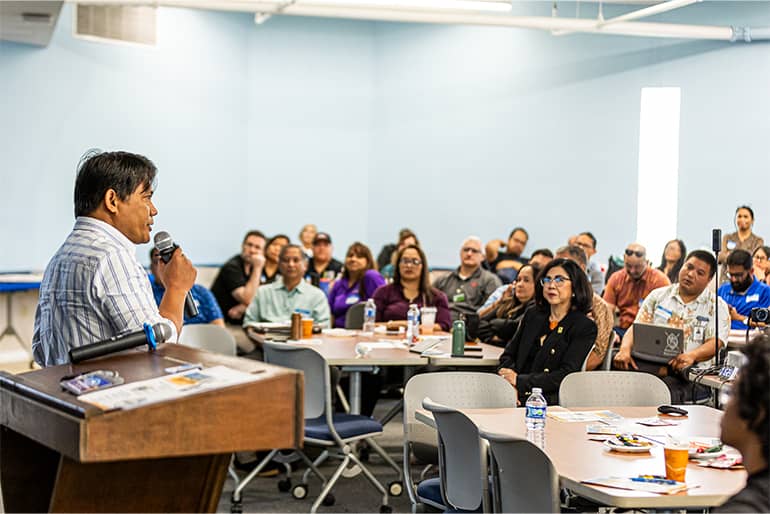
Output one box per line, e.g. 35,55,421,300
69,0,770,41
598,0,700,27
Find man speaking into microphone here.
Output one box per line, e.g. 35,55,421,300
32,151,196,366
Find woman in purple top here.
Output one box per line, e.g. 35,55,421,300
328,242,385,328
372,244,452,331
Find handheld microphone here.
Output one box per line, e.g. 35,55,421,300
69,322,172,364
154,231,199,319
712,228,722,253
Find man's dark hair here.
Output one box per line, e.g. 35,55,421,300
686,250,718,278
579,231,597,250
726,249,753,270
531,248,554,259
74,150,157,218
279,243,308,263
555,245,587,267
534,258,593,314
508,227,529,241
737,333,770,458
243,230,266,244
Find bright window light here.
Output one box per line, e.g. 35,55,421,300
636,87,681,262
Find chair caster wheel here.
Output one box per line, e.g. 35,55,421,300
230,501,243,513
278,478,292,492
379,505,393,513
388,481,403,496
292,484,308,500
322,493,335,506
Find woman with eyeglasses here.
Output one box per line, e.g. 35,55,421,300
752,246,770,283
497,258,597,405
372,244,451,331
380,230,420,281
328,242,386,328
477,263,542,347
719,206,765,283
657,239,687,284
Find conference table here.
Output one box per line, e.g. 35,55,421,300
282,329,503,414
416,405,746,510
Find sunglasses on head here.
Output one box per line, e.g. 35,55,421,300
625,249,645,258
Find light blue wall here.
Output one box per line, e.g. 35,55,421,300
1,2,768,271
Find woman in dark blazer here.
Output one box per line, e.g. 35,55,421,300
498,258,597,405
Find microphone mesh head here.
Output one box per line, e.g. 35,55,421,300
154,231,174,252
152,322,173,343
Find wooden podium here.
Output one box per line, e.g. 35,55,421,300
0,344,303,513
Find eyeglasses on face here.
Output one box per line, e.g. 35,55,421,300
400,258,422,267
754,254,768,262
461,247,482,254
540,275,571,287
625,248,645,258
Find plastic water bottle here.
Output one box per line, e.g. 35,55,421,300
525,388,547,448
525,387,547,430
406,304,420,345
363,299,376,333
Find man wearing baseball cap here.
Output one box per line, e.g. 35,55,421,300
306,232,343,291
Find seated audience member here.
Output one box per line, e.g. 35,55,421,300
210,230,266,325
306,232,343,291
298,223,317,258
262,234,290,284
376,227,412,270
433,236,502,321
149,248,223,327
328,242,385,328
719,205,764,284
603,242,670,337
373,244,451,331
243,244,331,330
613,250,730,403
555,245,614,371
713,334,770,513
497,258,597,405
574,232,604,295
657,239,687,284
478,249,552,312
752,245,770,282
380,230,419,280
477,263,540,347
719,249,770,330
486,227,529,272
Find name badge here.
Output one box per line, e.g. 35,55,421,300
345,294,361,305
747,294,760,303
726,240,737,250
453,293,466,303
654,305,673,322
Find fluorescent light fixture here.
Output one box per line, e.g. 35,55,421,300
260,0,512,12
636,87,681,262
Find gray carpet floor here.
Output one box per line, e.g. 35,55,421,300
218,399,424,513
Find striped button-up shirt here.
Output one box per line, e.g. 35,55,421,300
32,217,176,366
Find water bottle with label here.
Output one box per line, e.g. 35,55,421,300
525,387,547,446
406,304,420,345
363,298,376,333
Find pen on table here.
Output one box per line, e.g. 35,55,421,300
638,434,666,446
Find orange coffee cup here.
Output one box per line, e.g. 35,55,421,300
664,445,689,482
301,318,313,338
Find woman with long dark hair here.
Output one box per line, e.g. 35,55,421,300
497,258,597,405
372,244,451,330
328,242,385,328
477,263,541,346
657,239,686,284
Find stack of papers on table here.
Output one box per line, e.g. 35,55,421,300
582,477,690,495
547,409,624,423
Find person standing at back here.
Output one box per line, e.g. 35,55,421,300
32,150,195,367
719,206,764,284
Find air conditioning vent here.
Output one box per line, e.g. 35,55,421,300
75,4,156,46
22,12,53,24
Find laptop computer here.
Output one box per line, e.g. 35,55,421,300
632,322,684,364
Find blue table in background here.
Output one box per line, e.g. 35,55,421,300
0,274,43,367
